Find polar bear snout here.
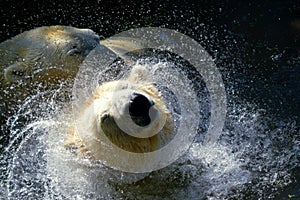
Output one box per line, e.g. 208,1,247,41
129,93,155,127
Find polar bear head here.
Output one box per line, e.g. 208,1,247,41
66,65,172,160
2,25,100,83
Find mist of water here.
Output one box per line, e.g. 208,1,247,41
0,56,299,199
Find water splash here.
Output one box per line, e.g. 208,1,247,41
0,58,299,199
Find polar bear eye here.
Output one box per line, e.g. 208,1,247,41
66,43,81,56
129,93,155,127
101,114,111,124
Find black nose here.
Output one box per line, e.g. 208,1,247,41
129,93,154,127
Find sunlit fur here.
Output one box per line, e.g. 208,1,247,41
0,25,99,84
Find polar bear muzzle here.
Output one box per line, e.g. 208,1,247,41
129,92,155,127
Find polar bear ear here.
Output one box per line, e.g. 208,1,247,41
4,62,28,83
126,65,151,84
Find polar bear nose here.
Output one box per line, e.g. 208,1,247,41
129,93,154,127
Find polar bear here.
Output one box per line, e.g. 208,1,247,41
64,65,172,166
0,25,101,84
0,25,103,127
0,25,145,85
44,65,173,197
